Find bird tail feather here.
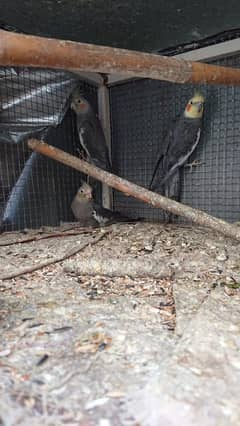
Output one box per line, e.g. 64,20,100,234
149,157,165,193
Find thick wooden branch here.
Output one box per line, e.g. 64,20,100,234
28,139,240,242
1,30,240,85
64,257,172,279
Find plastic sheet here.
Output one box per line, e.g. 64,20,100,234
1,151,59,230
0,68,100,230
0,67,79,144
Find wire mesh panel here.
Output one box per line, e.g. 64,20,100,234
0,67,98,231
110,54,240,222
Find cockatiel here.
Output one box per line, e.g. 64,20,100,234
71,182,98,227
71,89,111,172
150,92,205,203
71,182,133,226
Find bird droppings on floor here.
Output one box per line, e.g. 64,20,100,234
0,222,240,425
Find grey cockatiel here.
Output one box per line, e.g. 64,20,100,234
150,92,205,204
71,89,111,172
71,182,98,227
71,182,133,226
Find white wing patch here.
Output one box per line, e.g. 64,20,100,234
92,210,109,225
79,127,91,158
178,128,201,168
79,127,85,143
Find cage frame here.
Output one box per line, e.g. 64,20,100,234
1,32,240,232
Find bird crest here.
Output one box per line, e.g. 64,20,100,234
192,91,205,103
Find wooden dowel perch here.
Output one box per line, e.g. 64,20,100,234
28,139,240,242
1,29,240,85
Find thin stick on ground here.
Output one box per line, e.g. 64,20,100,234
28,139,240,242
0,230,108,281
0,227,96,247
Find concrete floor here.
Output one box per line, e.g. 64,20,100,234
0,222,240,425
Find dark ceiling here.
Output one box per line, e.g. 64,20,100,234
1,1,239,52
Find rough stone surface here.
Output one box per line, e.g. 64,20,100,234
127,289,240,426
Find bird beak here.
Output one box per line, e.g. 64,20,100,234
197,102,203,112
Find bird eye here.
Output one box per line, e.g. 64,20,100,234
77,99,82,104
189,101,193,105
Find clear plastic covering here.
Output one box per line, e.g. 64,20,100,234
0,67,79,144
0,67,94,230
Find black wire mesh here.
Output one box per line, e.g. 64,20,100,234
0,67,98,231
110,54,240,223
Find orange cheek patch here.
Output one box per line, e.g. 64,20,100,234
186,104,191,111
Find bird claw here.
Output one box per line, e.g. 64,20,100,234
76,148,87,160
184,159,203,172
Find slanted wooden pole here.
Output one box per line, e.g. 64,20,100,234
1,30,240,85
28,139,240,242
98,85,113,209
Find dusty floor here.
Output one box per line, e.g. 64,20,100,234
0,222,240,425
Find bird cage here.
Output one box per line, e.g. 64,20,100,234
110,54,240,223
1,37,240,231
0,67,99,231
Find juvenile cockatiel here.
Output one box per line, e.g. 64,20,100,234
150,92,205,204
71,182,98,227
71,89,111,172
71,182,133,226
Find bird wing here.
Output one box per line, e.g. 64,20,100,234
163,168,182,222
92,203,113,225
77,117,111,171
164,167,181,200
93,203,132,225
149,124,176,192
161,126,201,185
149,152,165,191
150,117,201,192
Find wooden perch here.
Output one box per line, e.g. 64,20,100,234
64,257,172,279
28,139,240,242
1,29,240,85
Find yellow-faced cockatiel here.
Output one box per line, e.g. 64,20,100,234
149,92,205,209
